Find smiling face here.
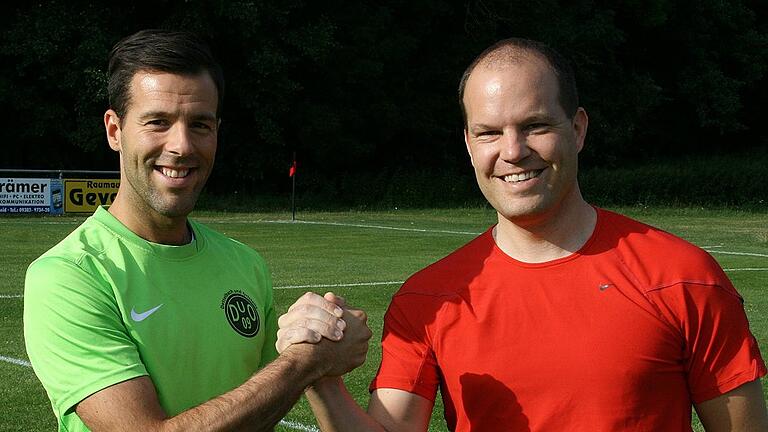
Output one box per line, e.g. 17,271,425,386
462,54,588,225
104,71,219,238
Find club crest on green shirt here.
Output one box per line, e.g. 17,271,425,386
220,290,260,338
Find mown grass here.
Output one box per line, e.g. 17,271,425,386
0,206,765,431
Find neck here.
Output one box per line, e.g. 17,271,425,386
108,195,191,246
493,189,597,263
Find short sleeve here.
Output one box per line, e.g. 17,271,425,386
369,294,440,402
259,269,278,366
649,280,766,403
260,304,279,366
24,256,148,416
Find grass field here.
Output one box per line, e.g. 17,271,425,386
1,206,766,431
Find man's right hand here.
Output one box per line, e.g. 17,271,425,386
276,292,348,352
278,292,372,377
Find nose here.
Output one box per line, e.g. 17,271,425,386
499,130,530,163
166,123,195,156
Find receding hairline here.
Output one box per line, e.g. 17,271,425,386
459,39,579,125
463,46,555,97
478,45,547,69
120,69,220,117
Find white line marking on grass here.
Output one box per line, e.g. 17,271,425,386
0,220,81,225
278,420,320,432
274,281,404,290
0,282,402,297
259,220,482,236
0,355,32,367
723,268,768,272
3,216,481,235
705,250,768,258
4,261,767,296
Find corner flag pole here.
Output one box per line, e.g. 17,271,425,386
290,152,297,222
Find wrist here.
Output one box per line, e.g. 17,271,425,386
307,376,343,393
279,344,329,386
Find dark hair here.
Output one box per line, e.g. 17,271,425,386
108,29,225,118
458,38,578,125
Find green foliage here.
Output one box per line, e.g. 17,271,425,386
0,0,765,205
200,167,485,211
581,150,768,208
199,151,767,211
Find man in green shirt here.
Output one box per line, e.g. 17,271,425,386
24,29,370,432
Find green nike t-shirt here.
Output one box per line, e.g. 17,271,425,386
24,206,278,432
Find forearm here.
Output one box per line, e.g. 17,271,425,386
696,380,768,432
305,377,387,432
163,347,324,432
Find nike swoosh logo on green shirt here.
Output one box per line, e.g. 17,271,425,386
130,304,164,322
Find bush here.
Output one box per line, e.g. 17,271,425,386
581,151,767,208
198,151,767,211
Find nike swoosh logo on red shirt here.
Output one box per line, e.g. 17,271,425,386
130,304,164,322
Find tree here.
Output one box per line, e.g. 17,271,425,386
1,0,765,204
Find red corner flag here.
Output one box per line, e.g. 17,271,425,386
289,153,297,222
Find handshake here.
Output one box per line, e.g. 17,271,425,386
276,292,373,379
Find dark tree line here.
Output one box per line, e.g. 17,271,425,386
1,0,765,201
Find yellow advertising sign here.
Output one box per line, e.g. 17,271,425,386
64,179,120,213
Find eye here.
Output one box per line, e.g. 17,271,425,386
145,119,169,127
524,123,549,133
476,130,501,137
190,122,216,134
192,122,213,130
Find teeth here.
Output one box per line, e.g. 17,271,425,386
161,167,189,178
503,170,541,183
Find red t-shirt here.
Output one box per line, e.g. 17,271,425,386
370,208,766,431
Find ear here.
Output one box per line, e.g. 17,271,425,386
464,128,475,167
104,109,122,152
572,108,589,153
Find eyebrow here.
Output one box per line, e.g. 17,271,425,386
137,111,170,122
469,124,498,135
137,111,217,123
469,113,560,133
524,113,557,124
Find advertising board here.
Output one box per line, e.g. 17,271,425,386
64,179,120,213
0,178,60,214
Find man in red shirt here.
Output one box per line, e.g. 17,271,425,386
277,38,768,431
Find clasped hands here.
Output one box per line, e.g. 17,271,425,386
277,292,372,378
